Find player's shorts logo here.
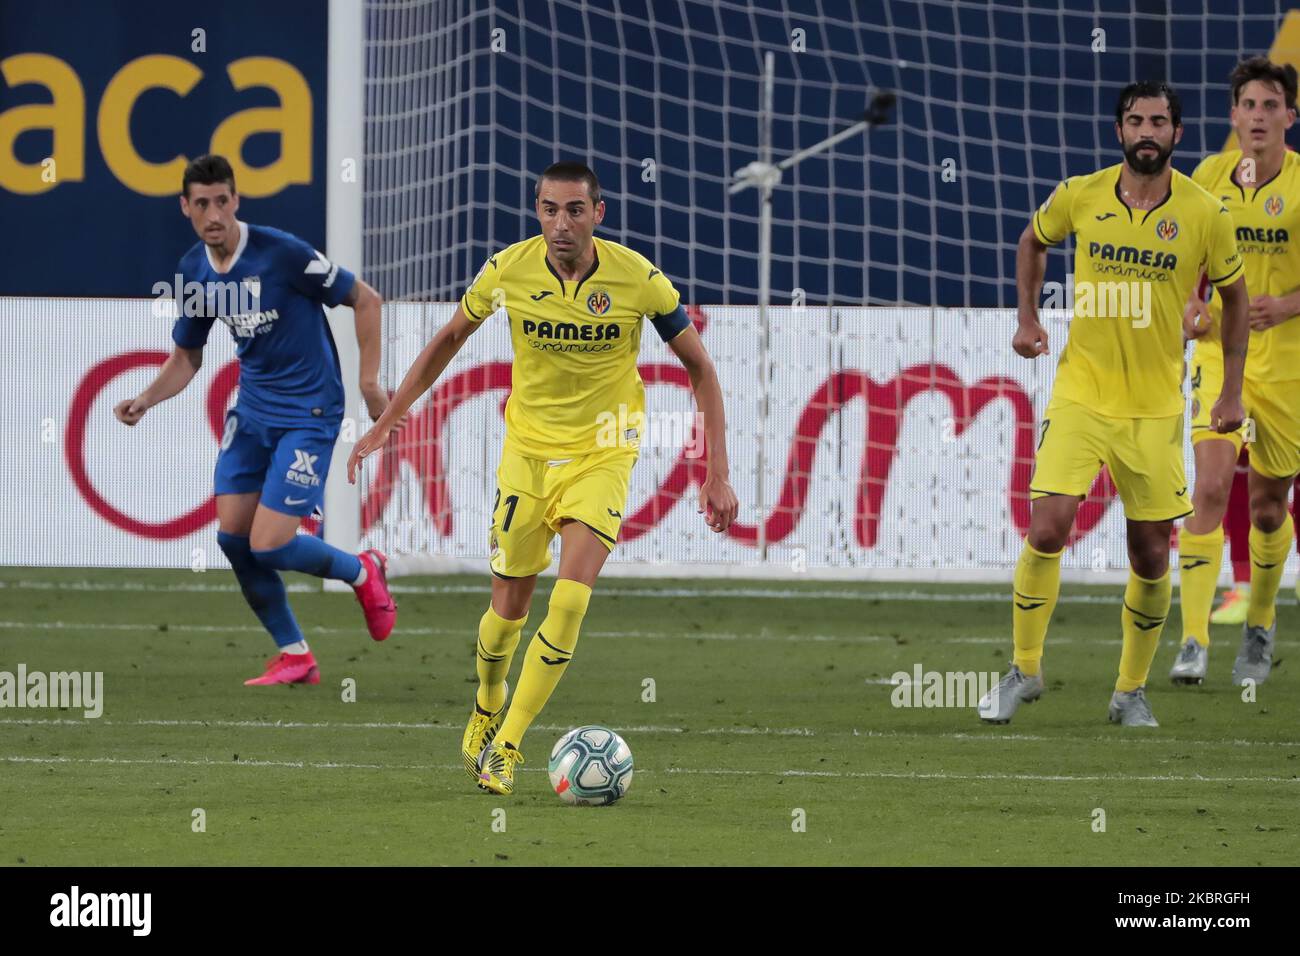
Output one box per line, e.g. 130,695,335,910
586,289,612,315
1264,195,1284,217
1155,218,1178,241
287,449,321,487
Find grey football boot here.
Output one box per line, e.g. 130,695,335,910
1232,621,1276,686
977,664,1044,724
1168,637,1208,685
1108,687,1159,727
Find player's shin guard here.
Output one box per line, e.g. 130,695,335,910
1117,570,1171,692
252,534,363,583
1012,541,1062,677
217,531,305,648
1177,526,1222,647
477,606,528,713
497,579,592,747
1247,512,1293,629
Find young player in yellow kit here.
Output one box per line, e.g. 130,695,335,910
979,82,1249,727
1175,57,1300,686
349,162,738,793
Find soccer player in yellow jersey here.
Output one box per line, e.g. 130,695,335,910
1176,57,1300,687
348,162,739,793
978,82,1249,727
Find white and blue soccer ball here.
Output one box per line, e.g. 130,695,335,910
548,725,634,806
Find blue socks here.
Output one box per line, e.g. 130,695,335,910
217,532,305,649
252,534,362,583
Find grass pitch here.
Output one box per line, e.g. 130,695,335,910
1,567,1296,866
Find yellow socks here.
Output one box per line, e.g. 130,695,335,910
476,606,528,713
1012,541,1063,677
498,579,592,748
1177,526,1223,647
1117,570,1171,692
1247,512,1293,630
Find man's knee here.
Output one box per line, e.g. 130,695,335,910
1251,497,1287,533
1127,533,1170,579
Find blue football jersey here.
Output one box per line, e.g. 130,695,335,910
172,222,356,426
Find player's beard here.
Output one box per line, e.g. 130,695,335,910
1123,138,1174,175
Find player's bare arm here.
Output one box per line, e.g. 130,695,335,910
113,345,203,425
1013,223,1050,357
1212,274,1249,433
666,323,738,533
343,277,404,425
1247,290,1300,331
347,304,481,481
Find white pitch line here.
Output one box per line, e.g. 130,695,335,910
4,754,1294,785
0,618,1056,646
663,767,1300,784
0,716,815,737
9,577,1276,608
854,728,1300,749
3,716,1296,749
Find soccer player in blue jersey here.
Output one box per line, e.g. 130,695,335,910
114,154,401,686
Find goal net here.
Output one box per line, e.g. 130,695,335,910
353,0,1300,580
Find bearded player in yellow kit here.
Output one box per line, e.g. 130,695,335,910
1175,57,1300,687
978,82,1249,727
349,162,738,794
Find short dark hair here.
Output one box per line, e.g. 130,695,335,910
535,161,601,205
1115,81,1182,128
182,154,236,197
1230,56,1298,110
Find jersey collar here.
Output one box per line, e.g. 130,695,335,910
542,239,601,299
1229,154,1285,201
1112,169,1173,224
205,220,248,274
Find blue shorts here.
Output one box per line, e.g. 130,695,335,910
214,410,340,517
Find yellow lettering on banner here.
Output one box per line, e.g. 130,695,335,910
98,55,202,196
0,53,85,195
211,57,311,197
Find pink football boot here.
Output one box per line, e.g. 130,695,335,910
353,549,397,641
244,651,321,686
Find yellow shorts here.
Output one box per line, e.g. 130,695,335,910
1189,350,1246,454
1030,396,1191,522
489,446,638,578
1191,350,1300,480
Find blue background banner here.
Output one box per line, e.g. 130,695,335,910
0,0,327,297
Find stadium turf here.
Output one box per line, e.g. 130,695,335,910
0,567,1296,866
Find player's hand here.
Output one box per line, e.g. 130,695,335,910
113,397,149,426
361,383,410,430
1182,297,1211,340
1210,393,1245,434
347,422,394,484
1248,295,1294,331
697,474,738,534
1012,319,1049,358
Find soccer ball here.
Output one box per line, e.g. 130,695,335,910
548,725,634,806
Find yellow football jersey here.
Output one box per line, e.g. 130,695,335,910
461,235,688,460
1193,148,1300,383
1032,162,1243,417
